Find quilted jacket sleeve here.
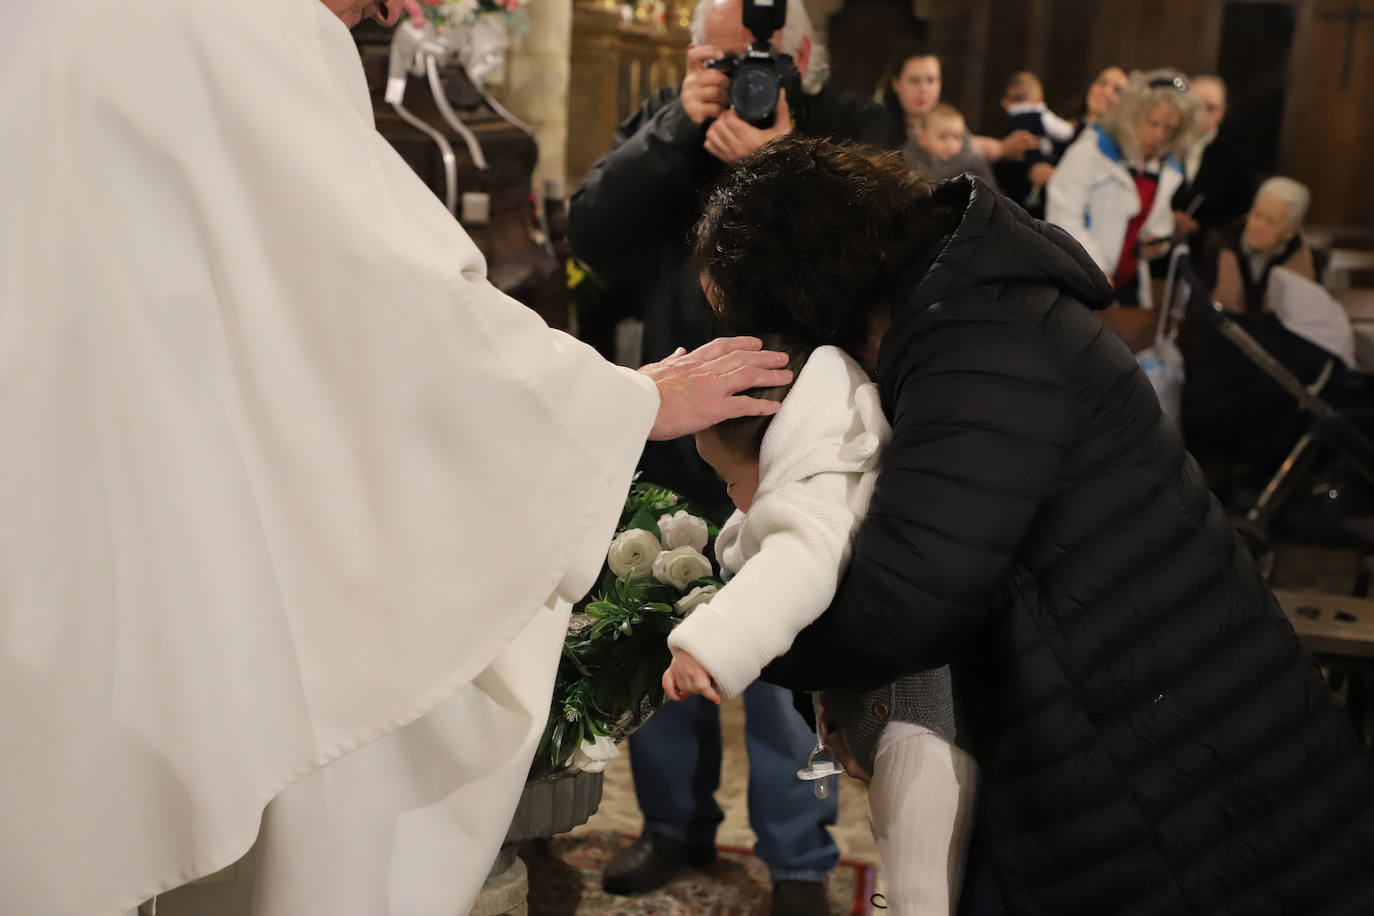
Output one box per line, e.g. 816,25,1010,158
762,301,1075,690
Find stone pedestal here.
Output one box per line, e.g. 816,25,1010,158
469,848,529,916
471,769,605,915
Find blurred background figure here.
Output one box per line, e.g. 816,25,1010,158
1047,69,1201,318
994,70,1075,217
905,103,996,184
881,49,1037,172
1214,176,1316,313
1068,66,1129,139
1172,75,1258,284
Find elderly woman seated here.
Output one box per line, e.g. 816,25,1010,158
1213,176,1316,313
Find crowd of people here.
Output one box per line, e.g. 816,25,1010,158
570,2,1372,915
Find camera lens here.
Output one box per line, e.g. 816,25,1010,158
731,66,779,126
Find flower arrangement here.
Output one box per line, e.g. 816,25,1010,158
401,0,531,34
533,482,722,776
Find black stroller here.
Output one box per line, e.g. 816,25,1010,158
1157,243,1374,560
1157,245,1374,742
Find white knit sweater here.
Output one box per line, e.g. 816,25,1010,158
667,346,891,700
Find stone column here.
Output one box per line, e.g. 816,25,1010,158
489,3,575,197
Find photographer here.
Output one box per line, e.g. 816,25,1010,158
571,0,899,526
568,2,898,913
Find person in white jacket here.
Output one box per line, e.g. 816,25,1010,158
663,342,978,915
1046,69,1202,309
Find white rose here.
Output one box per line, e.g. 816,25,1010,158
658,510,709,552
607,528,662,579
566,734,620,773
675,584,719,616
652,546,713,590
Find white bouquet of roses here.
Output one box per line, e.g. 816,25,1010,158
534,482,722,776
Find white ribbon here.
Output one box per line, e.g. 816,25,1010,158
386,21,489,215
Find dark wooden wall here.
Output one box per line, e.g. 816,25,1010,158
820,0,1372,228
1280,0,1374,230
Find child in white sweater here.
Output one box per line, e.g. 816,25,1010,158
662,343,979,915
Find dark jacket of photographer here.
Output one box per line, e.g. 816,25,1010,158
762,176,1374,914
568,84,899,522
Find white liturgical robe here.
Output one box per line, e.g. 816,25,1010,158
0,0,657,914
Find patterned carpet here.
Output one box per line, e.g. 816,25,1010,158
523,831,877,916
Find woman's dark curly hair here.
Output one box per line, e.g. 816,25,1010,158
692,136,958,354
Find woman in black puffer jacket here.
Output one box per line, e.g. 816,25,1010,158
692,137,1374,915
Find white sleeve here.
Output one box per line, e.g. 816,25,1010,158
1046,140,1112,279
1042,109,1076,143
667,472,860,700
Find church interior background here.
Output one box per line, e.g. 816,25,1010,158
351,1,1374,913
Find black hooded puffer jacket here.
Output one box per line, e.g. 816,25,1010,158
763,177,1374,915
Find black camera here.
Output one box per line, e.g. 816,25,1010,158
706,0,803,129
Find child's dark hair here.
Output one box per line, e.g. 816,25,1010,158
711,336,811,460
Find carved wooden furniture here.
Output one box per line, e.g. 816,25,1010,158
352,22,569,330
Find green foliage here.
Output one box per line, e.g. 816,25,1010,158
534,482,720,772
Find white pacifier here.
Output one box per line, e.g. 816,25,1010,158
796,693,842,798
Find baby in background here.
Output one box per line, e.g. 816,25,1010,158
999,71,1075,214
905,103,996,187
663,341,978,915
1002,70,1075,159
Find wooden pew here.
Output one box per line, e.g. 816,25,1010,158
1275,589,1374,743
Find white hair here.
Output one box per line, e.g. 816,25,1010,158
1257,176,1311,228
689,0,830,95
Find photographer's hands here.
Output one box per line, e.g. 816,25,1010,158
682,44,730,125
682,44,795,163
705,90,793,163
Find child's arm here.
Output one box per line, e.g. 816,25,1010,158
666,472,859,701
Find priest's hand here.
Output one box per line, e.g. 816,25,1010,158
640,337,792,441
663,649,722,704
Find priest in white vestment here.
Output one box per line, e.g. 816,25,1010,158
0,1,792,914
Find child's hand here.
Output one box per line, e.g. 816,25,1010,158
663,650,722,704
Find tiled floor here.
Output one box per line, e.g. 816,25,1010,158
573,697,878,865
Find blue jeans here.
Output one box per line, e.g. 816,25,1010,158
628,682,839,883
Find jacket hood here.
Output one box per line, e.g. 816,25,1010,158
897,174,1112,319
